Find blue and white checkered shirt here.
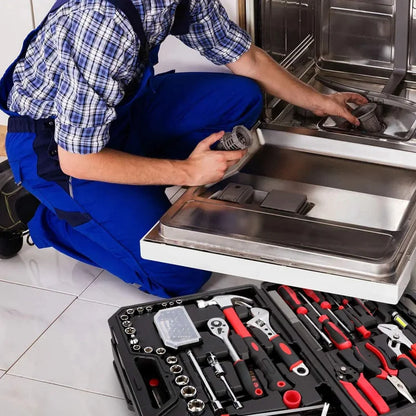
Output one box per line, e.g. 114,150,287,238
7,0,251,154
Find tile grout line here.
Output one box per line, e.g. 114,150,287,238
4,297,78,375
2,373,126,400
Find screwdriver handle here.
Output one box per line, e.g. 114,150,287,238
344,308,371,338
318,315,352,350
278,286,307,314
234,360,264,398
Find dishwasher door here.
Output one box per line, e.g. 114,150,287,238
141,127,416,304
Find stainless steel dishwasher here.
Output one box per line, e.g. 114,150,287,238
141,0,416,303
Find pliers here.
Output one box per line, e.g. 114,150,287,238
363,342,415,404
328,353,389,416
332,363,388,416
378,323,416,363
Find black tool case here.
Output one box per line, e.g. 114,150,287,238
108,284,416,416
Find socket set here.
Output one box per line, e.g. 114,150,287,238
108,284,416,416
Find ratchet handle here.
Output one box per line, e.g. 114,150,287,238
233,359,264,398
270,334,305,372
243,336,290,392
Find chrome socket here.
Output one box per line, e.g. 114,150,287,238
126,308,135,316
143,346,154,354
181,385,197,399
166,356,178,365
119,314,129,321
124,327,136,335
187,399,205,415
132,344,141,352
169,364,183,375
156,347,166,356
175,374,190,386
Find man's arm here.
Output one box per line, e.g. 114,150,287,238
226,45,367,125
58,131,246,185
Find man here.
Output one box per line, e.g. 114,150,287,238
0,0,366,297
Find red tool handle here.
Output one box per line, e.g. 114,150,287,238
339,379,377,416
223,307,290,392
365,342,398,377
397,354,416,372
355,373,390,414
278,286,308,315
409,343,416,360
233,360,264,398
344,308,371,338
303,289,331,309
318,315,352,350
270,334,305,372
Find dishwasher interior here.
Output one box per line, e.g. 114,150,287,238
142,0,416,303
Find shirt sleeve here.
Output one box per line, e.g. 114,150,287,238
177,0,252,65
53,6,139,154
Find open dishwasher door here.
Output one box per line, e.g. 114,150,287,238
143,0,416,303
141,127,416,304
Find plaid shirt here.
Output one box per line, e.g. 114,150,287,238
7,0,251,154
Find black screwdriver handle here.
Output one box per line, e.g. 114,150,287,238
242,336,290,393
234,360,264,398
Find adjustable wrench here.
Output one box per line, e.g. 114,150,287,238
247,308,309,377
207,317,264,398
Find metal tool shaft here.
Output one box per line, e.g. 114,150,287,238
186,350,223,413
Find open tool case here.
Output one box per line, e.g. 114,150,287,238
108,284,416,416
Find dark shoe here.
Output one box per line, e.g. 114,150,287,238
0,159,36,258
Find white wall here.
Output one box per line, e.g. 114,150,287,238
0,0,239,125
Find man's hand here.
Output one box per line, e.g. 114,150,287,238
182,132,247,186
314,92,368,126
227,45,368,126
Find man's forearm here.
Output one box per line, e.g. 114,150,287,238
227,45,325,113
58,146,188,186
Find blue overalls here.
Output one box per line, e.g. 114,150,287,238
0,0,263,297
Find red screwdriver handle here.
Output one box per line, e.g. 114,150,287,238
318,315,352,350
409,343,416,360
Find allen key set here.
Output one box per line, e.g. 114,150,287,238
109,284,416,416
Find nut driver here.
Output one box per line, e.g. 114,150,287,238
246,307,309,376
207,317,264,398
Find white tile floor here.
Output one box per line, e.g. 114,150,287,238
0,237,261,415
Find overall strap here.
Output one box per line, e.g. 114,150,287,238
171,0,191,36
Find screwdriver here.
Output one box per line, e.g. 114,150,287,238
298,292,352,350
325,293,355,333
278,285,333,347
302,289,352,334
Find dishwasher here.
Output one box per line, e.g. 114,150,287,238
141,0,416,304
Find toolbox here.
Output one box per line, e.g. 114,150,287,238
108,283,416,416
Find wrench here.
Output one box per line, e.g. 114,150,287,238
247,307,309,376
207,317,264,398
